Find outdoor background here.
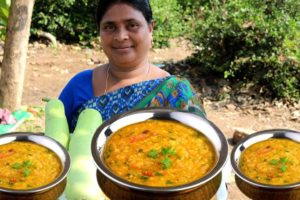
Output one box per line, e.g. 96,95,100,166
0,0,300,199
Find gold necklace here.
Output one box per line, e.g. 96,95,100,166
104,63,151,95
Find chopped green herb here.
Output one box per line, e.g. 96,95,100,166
12,163,22,169
147,149,159,158
161,157,172,169
23,160,32,168
161,146,176,156
169,149,176,155
166,180,174,184
280,157,288,163
23,168,31,177
155,172,163,176
140,176,149,181
280,165,287,173
161,147,169,156
269,159,278,165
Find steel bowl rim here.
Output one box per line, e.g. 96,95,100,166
231,129,300,190
91,107,229,193
0,132,71,194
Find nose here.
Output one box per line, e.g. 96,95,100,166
114,27,129,41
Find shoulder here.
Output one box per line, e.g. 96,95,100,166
60,69,94,97
148,65,170,80
69,69,93,83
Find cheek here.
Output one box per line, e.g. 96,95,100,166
100,35,111,48
135,33,152,49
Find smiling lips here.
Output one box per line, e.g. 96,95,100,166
112,45,134,53
113,45,133,49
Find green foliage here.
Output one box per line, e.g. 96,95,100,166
0,0,10,39
150,0,185,48
0,0,10,24
31,0,185,47
31,0,98,44
187,0,300,99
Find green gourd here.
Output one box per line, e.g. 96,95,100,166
65,108,104,200
45,99,70,149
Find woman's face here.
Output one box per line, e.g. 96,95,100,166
99,3,154,68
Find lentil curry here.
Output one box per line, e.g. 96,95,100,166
239,138,300,185
0,141,62,189
103,119,216,186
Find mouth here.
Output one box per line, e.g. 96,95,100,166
112,45,134,54
112,45,134,50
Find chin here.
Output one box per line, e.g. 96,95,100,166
112,57,139,67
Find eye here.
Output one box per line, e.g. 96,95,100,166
102,24,116,32
127,22,139,30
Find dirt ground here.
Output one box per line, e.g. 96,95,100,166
21,39,300,200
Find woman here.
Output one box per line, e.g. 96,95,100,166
59,1,228,199
59,0,205,132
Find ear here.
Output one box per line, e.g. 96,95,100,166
148,20,154,33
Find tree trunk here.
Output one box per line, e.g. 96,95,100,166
0,0,35,110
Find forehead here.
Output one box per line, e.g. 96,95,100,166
101,3,146,24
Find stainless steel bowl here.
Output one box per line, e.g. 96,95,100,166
231,129,300,200
0,132,71,200
91,108,229,200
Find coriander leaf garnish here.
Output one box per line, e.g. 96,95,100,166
269,159,278,165
155,172,163,176
162,146,176,156
12,163,22,169
23,168,31,177
161,157,172,169
140,176,149,181
280,165,287,173
166,180,174,184
147,146,177,170
169,148,176,155
280,157,288,163
147,149,159,158
23,160,32,168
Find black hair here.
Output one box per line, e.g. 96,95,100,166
96,0,153,31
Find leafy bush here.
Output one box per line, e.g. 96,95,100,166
31,0,185,47
188,0,300,99
31,0,98,44
0,0,10,39
150,0,185,47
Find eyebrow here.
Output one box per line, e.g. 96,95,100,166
101,18,141,25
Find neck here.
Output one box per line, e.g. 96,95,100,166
108,62,150,82
104,61,151,95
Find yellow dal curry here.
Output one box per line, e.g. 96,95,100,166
239,138,300,185
103,119,216,187
0,141,62,189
